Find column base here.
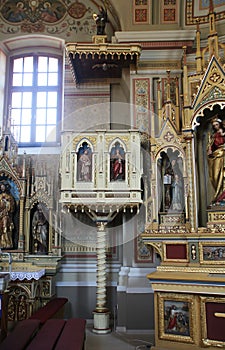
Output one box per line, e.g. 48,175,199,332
93,310,111,334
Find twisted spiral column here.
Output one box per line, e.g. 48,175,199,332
93,221,110,334
96,222,107,311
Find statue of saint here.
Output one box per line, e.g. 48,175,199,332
0,182,15,249
32,204,48,254
207,116,225,202
93,6,107,35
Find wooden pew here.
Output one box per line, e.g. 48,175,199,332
29,297,68,325
26,318,86,350
0,319,40,350
26,319,66,350
54,318,86,350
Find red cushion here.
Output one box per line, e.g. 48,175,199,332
29,297,68,324
0,319,40,350
26,319,66,350
54,318,86,350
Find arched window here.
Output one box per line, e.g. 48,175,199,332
9,53,62,146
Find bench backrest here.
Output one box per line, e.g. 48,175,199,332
0,319,40,350
54,318,86,350
26,319,66,350
29,297,68,324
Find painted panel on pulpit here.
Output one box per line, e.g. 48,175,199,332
77,142,92,182
110,142,125,182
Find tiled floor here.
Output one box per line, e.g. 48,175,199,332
85,326,154,350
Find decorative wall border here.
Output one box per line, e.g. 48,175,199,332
186,0,225,25
133,0,151,24
161,0,179,24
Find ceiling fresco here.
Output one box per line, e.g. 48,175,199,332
0,0,117,41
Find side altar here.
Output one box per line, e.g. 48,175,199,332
0,124,61,325
142,6,225,350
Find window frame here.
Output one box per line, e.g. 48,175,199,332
8,52,63,147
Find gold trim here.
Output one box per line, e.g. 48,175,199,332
65,43,141,59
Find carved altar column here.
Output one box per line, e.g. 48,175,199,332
18,179,26,250
93,221,110,334
185,134,197,231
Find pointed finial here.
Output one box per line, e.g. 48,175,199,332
209,0,214,14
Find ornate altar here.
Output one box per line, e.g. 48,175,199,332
0,125,61,323
142,6,225,350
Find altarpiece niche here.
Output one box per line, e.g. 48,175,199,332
195,105,225,226
158,148,184,214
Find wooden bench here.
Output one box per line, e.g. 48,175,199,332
0,319,40,350
29,297,68,325
0,318,86,350
54,318,86,350
27,318,86,350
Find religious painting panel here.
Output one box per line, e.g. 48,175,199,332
77,141,92,182
158,292,195,344
199,242,225,264
201,296,225,347
110,141,125,182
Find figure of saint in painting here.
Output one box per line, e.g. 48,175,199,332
78,149,92,182
110,146,125,181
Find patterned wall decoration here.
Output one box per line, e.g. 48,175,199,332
186,0,225,25
132,78,151,135
161,0,178,24
0,0,106,40
133,0,150,24
135,235,153,263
